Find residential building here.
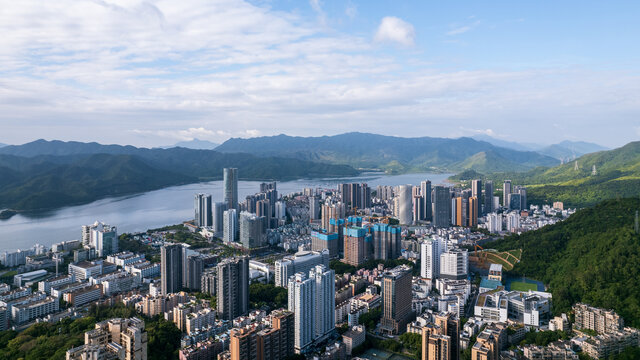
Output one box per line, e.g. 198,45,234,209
343,325,365,356
420,237,446,279
274,249,329,288
372,224,401,261
573,303,624,334
311,231,339,258
440,249,468,280
381,265,413,335
223,209,238,243
217,256,249,321
239,212,266,249
161,244,183,295
11,296,59,324
288,272,315,352
343,227,369,267
185,255,203,291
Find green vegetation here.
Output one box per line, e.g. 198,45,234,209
0,140,358,211
0,303,181,360
329,259,356,275
452,141,640,208
520,330,569,346
509,281,538,292
358,308,382,330
489,198,640,327
165,230,210,249
399,332,422,358
249,283,288,310
118,234,159,262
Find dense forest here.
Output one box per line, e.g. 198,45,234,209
489,198,640,327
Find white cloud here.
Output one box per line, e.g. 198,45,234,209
446,20,481,36
374,16,415,46
345,3,357,19
309,0,326,26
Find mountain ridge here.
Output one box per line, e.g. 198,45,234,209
214,132,560,173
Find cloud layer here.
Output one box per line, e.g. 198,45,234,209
0,0,638,148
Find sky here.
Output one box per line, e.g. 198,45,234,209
1,0,639,148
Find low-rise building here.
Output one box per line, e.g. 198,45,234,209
38,274,75,294
11,296,59,324
64,284,103,307
580,327,640,359
343,325,365,355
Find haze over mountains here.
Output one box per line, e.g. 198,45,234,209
214,132,561,173
470,135,607,161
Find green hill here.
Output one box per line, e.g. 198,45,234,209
489,198,640,327
0,141,359,212
451,141,640,207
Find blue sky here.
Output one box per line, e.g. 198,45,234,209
0,0,639,147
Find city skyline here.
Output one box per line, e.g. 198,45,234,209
1,1,639,148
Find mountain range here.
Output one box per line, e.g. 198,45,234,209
0,140,357,212
454,140,640,207
471,135,607,161
159,138,220,150
215,132,560,173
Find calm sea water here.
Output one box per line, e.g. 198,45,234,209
0,172,452,251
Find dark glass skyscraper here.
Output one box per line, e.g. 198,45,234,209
224,168,238,210
161,244,183,295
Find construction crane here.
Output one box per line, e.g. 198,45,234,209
474,241,486,265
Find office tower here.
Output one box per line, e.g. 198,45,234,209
310,265,335,339
381,266,413,335
502,180,511,208
91,223,118,257
471,179,482,208
271,310,295,358
239,211,266,249
194,193,213,227
435,313,460,360
343,227,368,267
185,255,203,291
161,244,183,295
274,249,330,287
507,193,521,211
230,327,257,360
213,201,227,234
454,197,468,227
440,249,468,280
311,231,339,257
288,272,316,352
396,184,413,225
432,186,451,228
223,209,238,243
468,196,478,227
217,256,250,321
256,199,271,229
224,168,239,210
514,185,527,211
420,237,446,279
372,224,401,260
421,180,432,221
483,181,494,214
413,195,424,223
309,196,320,220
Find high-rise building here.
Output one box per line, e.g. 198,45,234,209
185,255,203,291
486,213,502,233
70,317,148,360
224,168,239,210
483,181,494,215
454,196,468,227
471,326,502,360
507,193,521,211
310,265,335,340
421,180,432,221
256,200,271,230
396,185,413,225
288,272,315,352
440,249,468,280
373,224,401,260
217,256,249,321
413,195,424,224
223,209,238,243
420,238,446,279
435,313,460,360
514,185,527,211
89,223,118,257
343,227,368,267
213,201,228,235
309,196,320,220
468,196,478,228
381,265,413,335
275,201,286,220
201,269,216,296
311,231,339,258
503,180,512,209
161,244,183,295
471,179,482,207
432,186,451,228
239,212,266,249
230,327,257,360
194,193,213,227
274,249,330,287
271,309,295,359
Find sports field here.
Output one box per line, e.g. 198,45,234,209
509,281,538,292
